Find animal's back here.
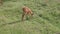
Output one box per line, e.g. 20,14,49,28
22,6,31,13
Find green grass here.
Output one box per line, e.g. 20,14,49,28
0,0,60,34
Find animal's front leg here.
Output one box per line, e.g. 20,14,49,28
21,13,25,21
0,0,3,6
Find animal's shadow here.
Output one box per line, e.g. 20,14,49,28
0,20,21,27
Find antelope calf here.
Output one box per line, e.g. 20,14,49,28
22,6,33,21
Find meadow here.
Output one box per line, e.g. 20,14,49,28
0,0,60,34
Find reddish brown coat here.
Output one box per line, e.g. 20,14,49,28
22,6,33,21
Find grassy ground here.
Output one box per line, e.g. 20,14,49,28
0,0,60,34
